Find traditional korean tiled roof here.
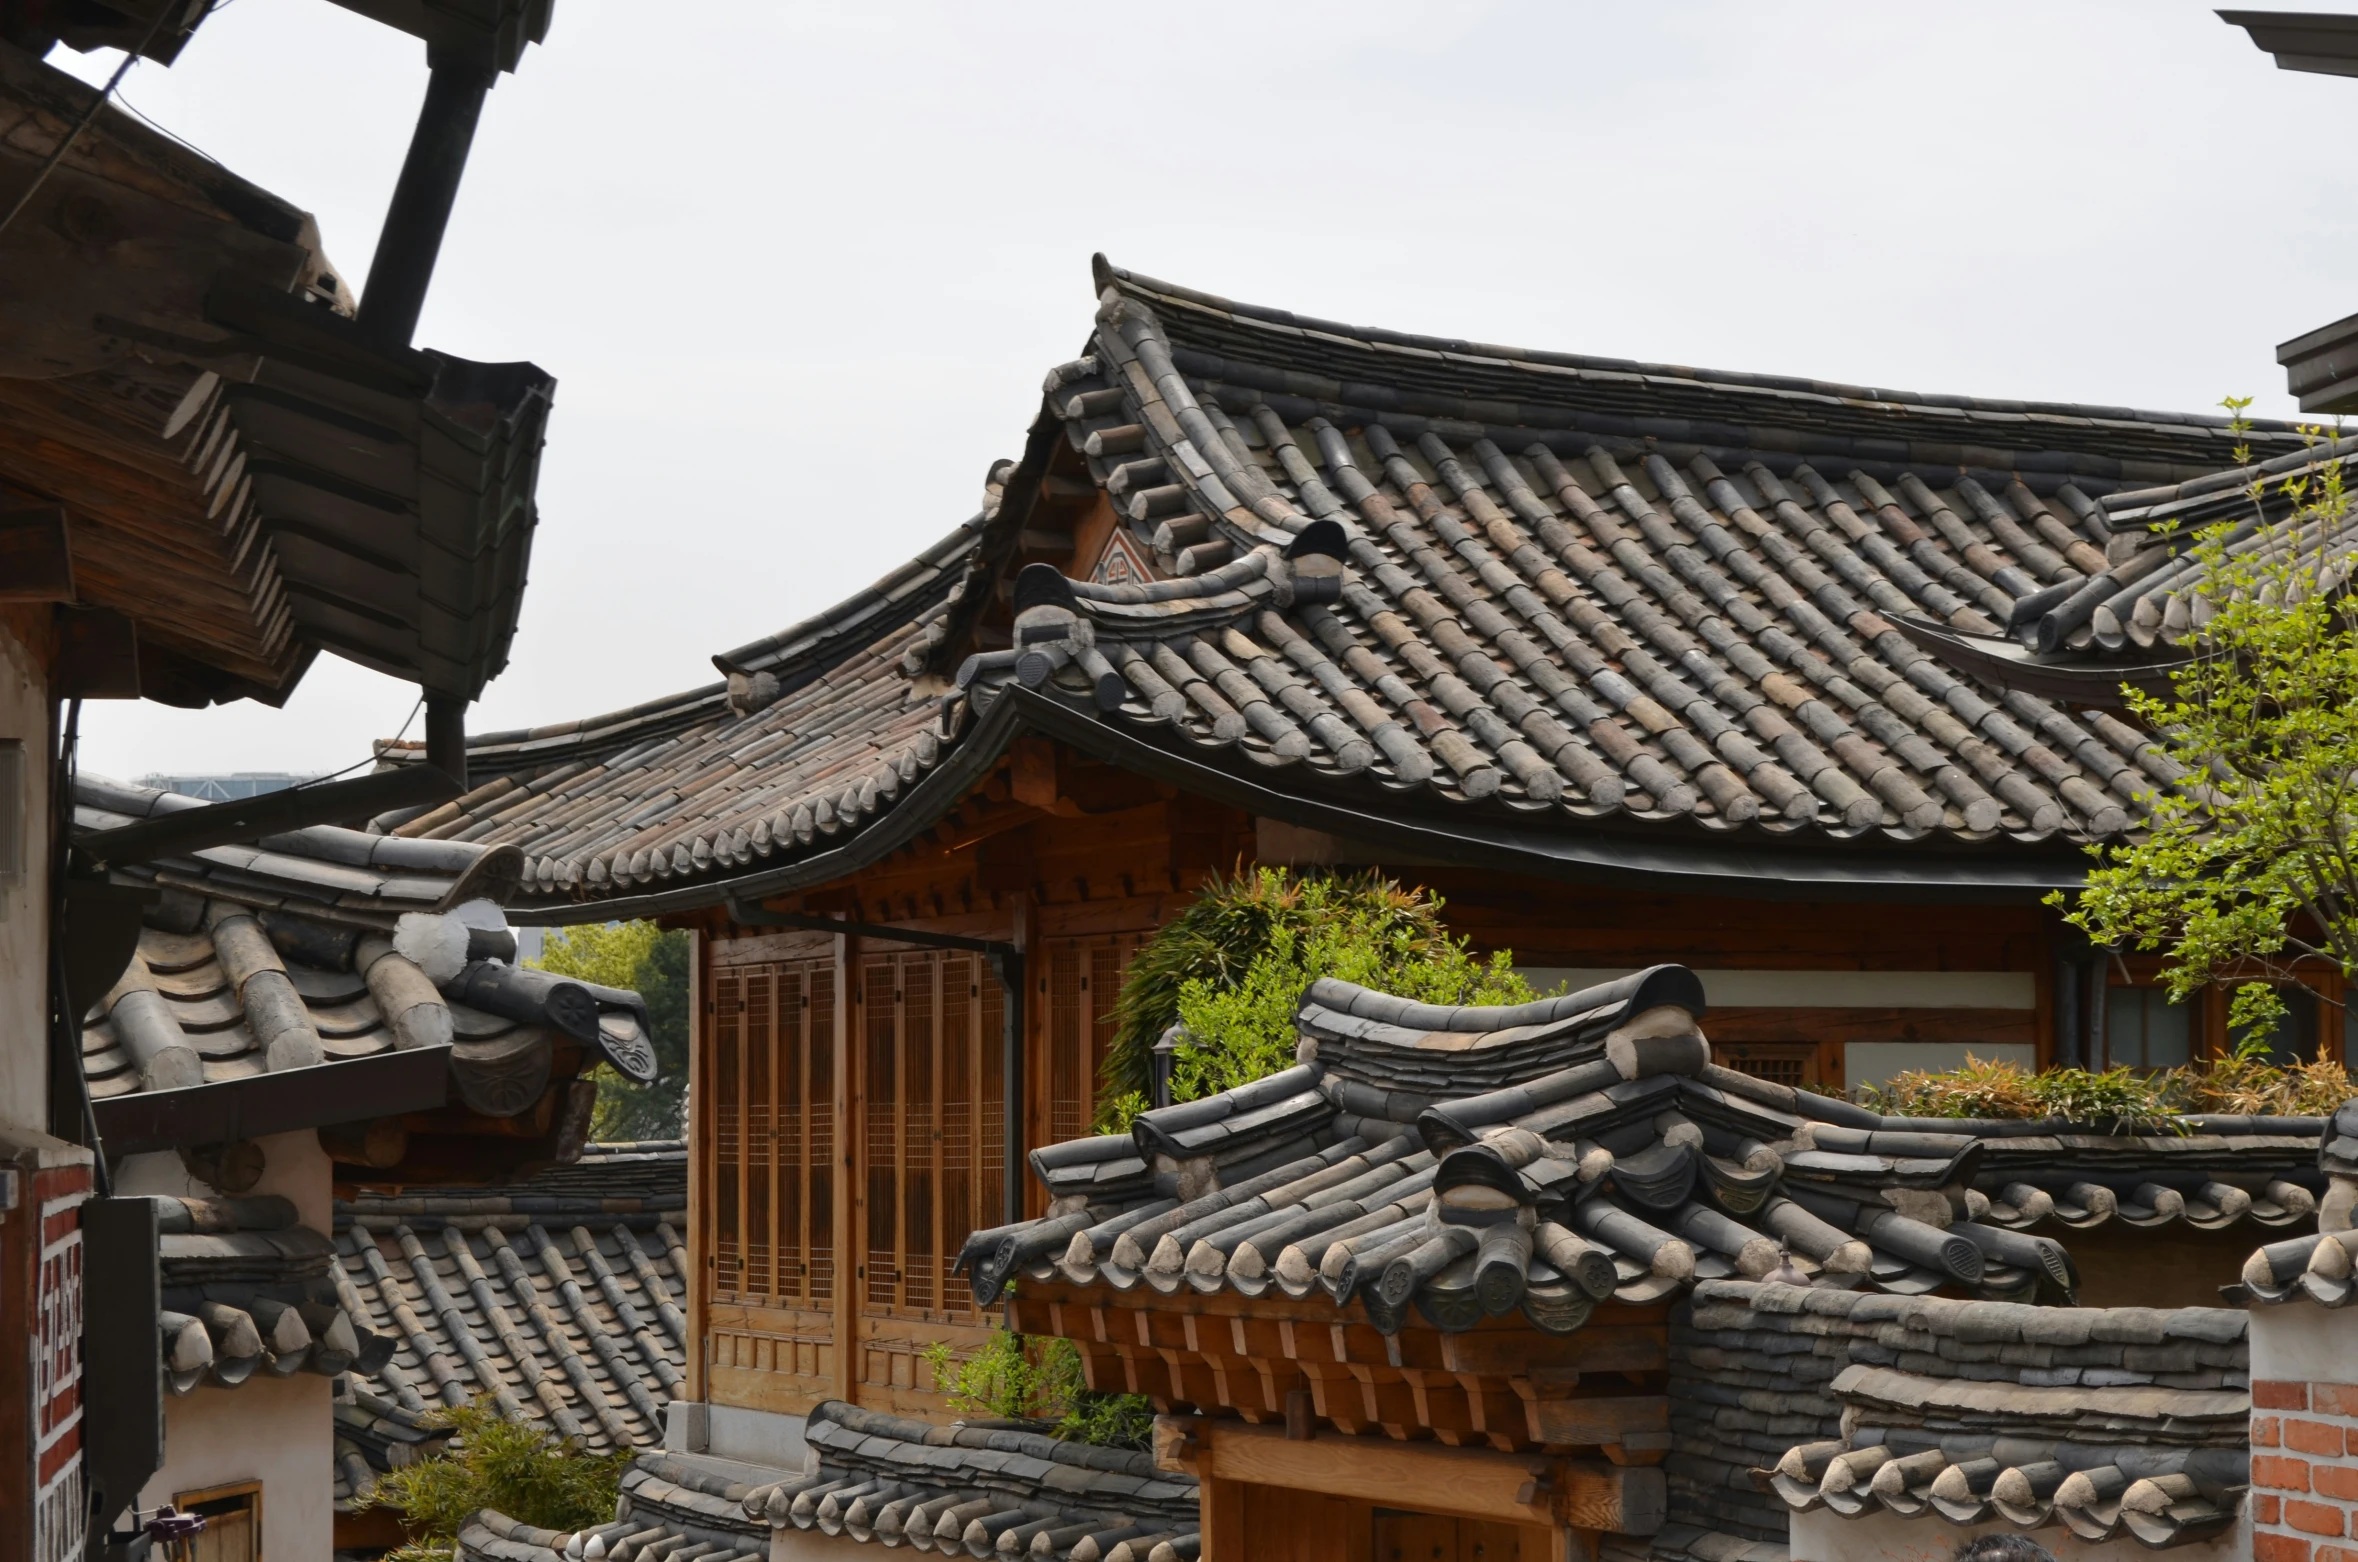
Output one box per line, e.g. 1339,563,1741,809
371,499,993,894
752,1402,1200,1559
331,1381,446,1512
1744,1283,2248,1550
1944,1115,2320,1234
458,1454,771,1562
77,776,654,1146
398,262,2327,917
148,1192,398,1396
1898,434,2358,705
2227,1100,2358,1307
341,1139,687,1226
459,1424,1203,1562
78,774,528,928
964,968,2328,1332
331,1142,688,1460
330,1143,687,1511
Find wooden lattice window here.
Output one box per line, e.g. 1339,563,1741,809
1042,935,1141,1146
706,958,834,1308
860,950,1005,1321
1716,1041,1817,1089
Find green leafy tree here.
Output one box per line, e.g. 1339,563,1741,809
2058,407,2358,1046
357,1398,631,1562
1096,866,1541,1130
534,921,690,1140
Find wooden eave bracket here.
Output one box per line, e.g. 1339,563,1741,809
1151,1413,1203,1475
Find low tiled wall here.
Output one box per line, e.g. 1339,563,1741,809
1669,1285,1843,1541
1673,1281,2250,1555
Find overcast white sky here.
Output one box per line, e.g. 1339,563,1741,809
56,0,2358,782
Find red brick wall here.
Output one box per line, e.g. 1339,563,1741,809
2253,1377,2358,1561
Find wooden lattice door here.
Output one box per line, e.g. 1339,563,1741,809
707,958,835,1311
857,949,1006,1323
1037,934,1145,1155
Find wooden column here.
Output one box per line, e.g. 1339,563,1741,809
831,928,857,1405
1535,1524,1598,1562
1008,892,1036,1221
684,923,708,1403
1200,1476,1245,1562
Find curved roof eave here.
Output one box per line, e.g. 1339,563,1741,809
508,686,2087,925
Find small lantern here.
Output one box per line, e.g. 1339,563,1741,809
1150,1022,1191,1110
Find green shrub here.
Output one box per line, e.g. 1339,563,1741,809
357,1397,632,1562
1860,1057,2182,1133
1857,1040,2358,1129
1096,867,1539,1128
921,1327,1152,1451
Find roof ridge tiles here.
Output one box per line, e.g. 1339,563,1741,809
406,262,2341,909
994,967,2328,1329
1107,260,2293,445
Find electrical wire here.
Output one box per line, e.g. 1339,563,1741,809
282,693,425,793
0,5,179,241
108,85,223,170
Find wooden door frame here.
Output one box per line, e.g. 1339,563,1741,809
175,1479,263,1562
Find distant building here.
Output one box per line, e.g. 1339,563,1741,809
133,772,313,801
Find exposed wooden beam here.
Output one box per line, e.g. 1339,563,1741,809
52,603,137,698
0,507,71,601
1521,1395,1670,1452
1171,1416,1665,1535
1015,529,1075,557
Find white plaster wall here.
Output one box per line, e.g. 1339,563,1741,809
1790,1505,2250,1561
1844,1042,2039,1090
140,1371,333,1562
0,614,49,1137
2250,1299,2358,1383
772,1526,867,1561
113,1129,334,1229
666,1400,813,1474
1514,967,2037,1009
709,1406,811,1471
128,1129,335,1561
